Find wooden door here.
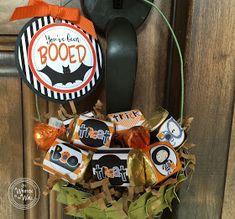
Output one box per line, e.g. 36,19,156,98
0,0,234,219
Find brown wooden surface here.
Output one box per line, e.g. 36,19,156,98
0,76,24,219
173,0,235,219
133,1,171,116
222,106,235,219
0,0,234,219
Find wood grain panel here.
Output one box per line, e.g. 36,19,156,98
173,0,235,218
0,36,17,51
0,76,24,219
22,85,50,219
47,102,64,219
133,0,172,117
222,106,235,219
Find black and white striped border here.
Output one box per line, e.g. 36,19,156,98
17,16,103,102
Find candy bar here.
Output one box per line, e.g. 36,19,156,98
43,139,90,184
143,142,181,184
151,116,186,148
71,115,114,149
92,148,131,186
63,111,95,138
108,109,145,131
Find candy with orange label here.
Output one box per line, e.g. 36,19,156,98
43,139,90,184
143,142,181,184
108,109,145,131
71,115,114,149
63,111,94,138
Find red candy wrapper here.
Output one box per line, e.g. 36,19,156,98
116,126,150,149
34,123,66,151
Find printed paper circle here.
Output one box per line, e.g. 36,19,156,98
79,119,110,147
16,16,103,102
150,144,177,176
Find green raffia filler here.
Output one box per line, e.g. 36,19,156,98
50,120,195,218
52,173,188,219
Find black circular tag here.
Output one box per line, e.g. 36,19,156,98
94,154,128,185
16,16,103,102
79,119,110,147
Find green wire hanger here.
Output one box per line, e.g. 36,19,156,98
35,0,185,125
142,0,185,125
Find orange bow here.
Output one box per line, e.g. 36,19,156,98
10,0,97,38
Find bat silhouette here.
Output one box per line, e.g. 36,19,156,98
38,63,92,86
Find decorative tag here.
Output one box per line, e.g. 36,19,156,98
91,149,131,186
43,139,89,183
71,115,114,149
108,109,145,131
16,16,103,102
143,142,181,183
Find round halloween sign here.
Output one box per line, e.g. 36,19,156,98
16,16,103,102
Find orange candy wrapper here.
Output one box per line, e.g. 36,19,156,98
34,123,66,151
115,126,150,149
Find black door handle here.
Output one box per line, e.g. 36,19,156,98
81,0,152,113
106,17,137,113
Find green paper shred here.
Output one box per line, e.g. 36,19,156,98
53,181,92,206
128,192,155,219
52,163,191,218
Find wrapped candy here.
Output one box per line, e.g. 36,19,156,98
43,139,91,184
63,111,95,139
115,126,150,149
127,149,146,186
70,115,114,150
142,142,181,184
147,107,186,148
34,118,66,151
156,116,186,148
31,99,195,218
127,149,158,187
91,148,131,186
147,107,169,131
108,109,145,131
